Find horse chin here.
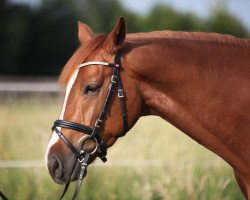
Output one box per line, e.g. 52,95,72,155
51,176,68,185
52,163,88,184
68,155,98,182
69,162,88,182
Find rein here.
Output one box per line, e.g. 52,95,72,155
52,50,127,200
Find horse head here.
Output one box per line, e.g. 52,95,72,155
45,17,142,184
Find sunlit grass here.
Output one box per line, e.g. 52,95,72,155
0,96,244,200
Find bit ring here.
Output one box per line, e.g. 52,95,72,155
78,135,98,155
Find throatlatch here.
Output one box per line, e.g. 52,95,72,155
52,50,127,200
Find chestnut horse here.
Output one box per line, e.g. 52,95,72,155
45,17,250,199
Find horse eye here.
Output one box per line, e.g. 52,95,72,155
84,85,100,95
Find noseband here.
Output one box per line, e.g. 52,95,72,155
52,51,128,200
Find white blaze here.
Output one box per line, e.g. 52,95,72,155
45,69,80,167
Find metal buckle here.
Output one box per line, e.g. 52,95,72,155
78,154,85,163
94,119,102,129
118,89,124,98
111,75,117,83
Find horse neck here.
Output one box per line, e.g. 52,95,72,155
124,36,250,117
124,36,250,175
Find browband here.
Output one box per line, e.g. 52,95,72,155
78,61,118,68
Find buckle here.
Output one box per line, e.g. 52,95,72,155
78,157,85,163
118,89,124,98
78,151,85,163
94,119,102,129
111,75,117,83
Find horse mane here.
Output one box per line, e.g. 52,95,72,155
127,30,250,47
59,34,107,89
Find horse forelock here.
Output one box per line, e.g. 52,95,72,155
59,34,107,90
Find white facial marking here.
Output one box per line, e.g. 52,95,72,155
45,69,80,167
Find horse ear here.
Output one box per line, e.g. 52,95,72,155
78,21,94,44
105,16,127,53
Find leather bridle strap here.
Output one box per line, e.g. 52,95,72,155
0,191,9,200
53,126,81,159
54,120,93,135
58,158,77,200
115,51,128,134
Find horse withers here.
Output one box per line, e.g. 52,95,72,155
45,17,250,199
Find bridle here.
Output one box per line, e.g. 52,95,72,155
52,50,128,200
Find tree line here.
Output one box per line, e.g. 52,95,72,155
0,0,249,76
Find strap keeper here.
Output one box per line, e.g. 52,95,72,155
118,89,124,98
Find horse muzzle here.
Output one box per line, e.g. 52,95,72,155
46,135,98,184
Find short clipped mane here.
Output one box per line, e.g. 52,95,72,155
127,30,250,47
59,34,107,89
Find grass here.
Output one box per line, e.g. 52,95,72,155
0,96,245,200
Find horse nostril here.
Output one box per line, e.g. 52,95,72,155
52,156,64,178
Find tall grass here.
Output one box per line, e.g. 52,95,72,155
0,96,244,200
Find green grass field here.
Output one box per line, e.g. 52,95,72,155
0,96,245,200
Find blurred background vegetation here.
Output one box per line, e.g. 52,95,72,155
0,98,245,199
0,0,249,76
0,1,248,199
